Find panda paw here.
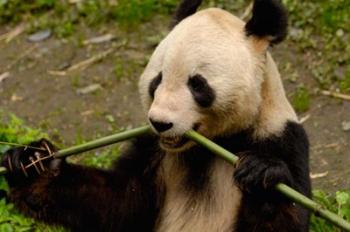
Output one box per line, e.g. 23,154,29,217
234,155,293,194
1,139,63,187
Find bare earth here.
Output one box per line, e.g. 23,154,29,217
0,18,349,192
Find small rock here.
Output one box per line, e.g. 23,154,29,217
0,72,10,83
28,29,52,42
11,94,23,102
83,34,116,45
289,27,303,39
336,29,344,37
58,61,71,71
341,121,350,131
77,84,102,95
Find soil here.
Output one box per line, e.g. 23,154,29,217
0,17,349,192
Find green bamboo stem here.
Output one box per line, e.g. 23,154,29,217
0,126,151,175
185,130,350,232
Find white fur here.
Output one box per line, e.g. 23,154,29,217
139,8,262,139
252,52,297,138
156,155,241,232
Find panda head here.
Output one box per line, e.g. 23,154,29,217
139,0,292,152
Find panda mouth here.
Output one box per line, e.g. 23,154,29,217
160,136,189,149
159,123,200,150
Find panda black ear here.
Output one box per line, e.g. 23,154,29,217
245,0,288,45
170,0,203,29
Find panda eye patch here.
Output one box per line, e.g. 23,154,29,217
148,72,162,98
188,75,205,92
187,74,215,108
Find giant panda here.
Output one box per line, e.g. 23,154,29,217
1,0,311,231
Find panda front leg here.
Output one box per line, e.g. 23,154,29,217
1,136,162,231
233,123,311,232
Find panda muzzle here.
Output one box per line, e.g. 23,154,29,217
160,136,188,149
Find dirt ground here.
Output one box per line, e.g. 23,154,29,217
0,17,349,192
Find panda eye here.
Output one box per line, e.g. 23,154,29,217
148,72,162,98
187,74,215,108
188,75,206,92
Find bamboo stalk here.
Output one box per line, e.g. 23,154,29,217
185,130,350,232
0,126,151,175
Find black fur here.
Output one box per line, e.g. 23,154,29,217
170,0,203,28
245,0,288,44
188,74,216,108
2,134,164,231
231,121,311,232
2,139,59,188
181,144,215,194
148,72,162,98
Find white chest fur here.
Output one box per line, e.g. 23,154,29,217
156,154,242,232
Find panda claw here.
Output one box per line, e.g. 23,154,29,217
234,155,293,193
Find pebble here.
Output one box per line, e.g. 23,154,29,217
28,29,52,42
77,84,102,95
341,121,350,131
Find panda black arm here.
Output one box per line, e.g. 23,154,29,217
2,134,163,231
234,121,310,196
233,121,311,232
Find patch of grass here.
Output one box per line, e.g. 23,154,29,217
55,21,75,38
311,190,350,232
113,56,143,80
283,0,350,92
292,86,310,113
0,112,47,154
0,0,56,24
0,111,64,232
114,61,124,81
71,74,82,88
339,68,350,92
81,147,120,169
111,0,158,27
0,0,179,37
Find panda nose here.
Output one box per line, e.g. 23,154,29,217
149,119,173,133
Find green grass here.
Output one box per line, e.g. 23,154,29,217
292,86,311,113
113,56,144,81
0,0,179,37
0,112,64,232
339,68,350,93
283,0,350,92
310,190,350,232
